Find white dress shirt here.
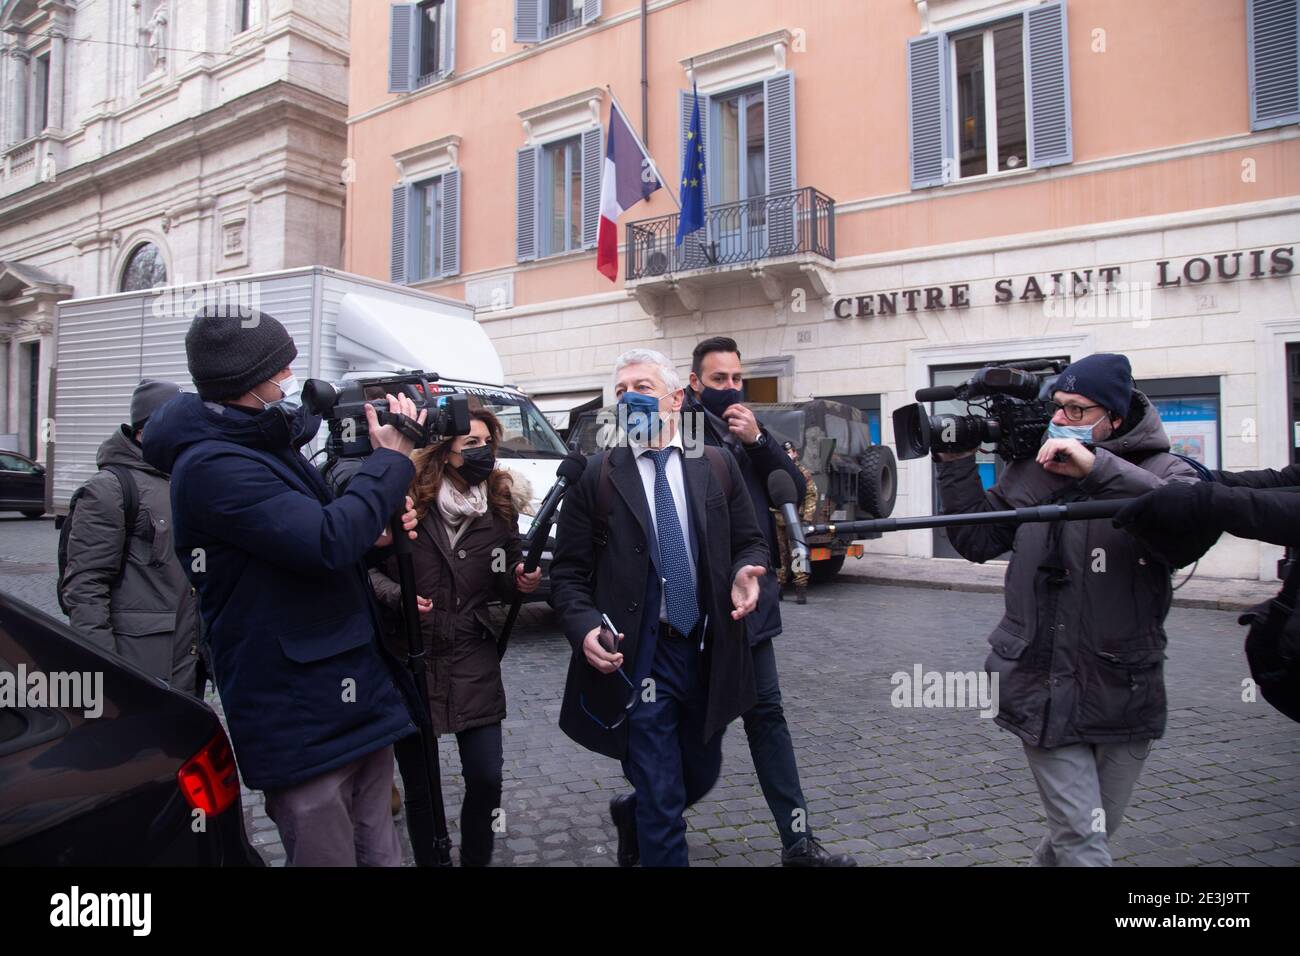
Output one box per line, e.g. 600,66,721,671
631,428,697,624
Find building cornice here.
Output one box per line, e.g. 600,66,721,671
0,81,347,221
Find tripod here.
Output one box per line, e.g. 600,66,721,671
387,511,454,867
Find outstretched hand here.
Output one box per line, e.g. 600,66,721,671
730,565,767,620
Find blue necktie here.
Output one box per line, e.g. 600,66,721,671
648,448,699,636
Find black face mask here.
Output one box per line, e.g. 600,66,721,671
698,386,744,419
453,444,496,485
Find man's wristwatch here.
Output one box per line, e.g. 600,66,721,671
744,431,768,450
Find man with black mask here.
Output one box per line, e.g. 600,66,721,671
143,305,423,866
677,335,853,866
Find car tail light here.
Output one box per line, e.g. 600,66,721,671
810,547,832,562
847,544,864,558
177,729,240,816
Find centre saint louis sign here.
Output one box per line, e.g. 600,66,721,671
830,246,1294,319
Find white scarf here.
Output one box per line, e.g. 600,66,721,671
436,479,489,549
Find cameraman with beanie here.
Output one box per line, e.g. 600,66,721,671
143,306,424,866
934,352,1197,866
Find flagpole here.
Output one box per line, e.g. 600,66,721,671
605,84,681,211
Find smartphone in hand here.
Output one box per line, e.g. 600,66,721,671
599,613,622,654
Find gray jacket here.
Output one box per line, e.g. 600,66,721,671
936,392,1198,748
62,426,201,693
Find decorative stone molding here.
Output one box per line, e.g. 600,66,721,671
519,88,603,146
393,134,461,183
914,0,1035,34
681,29,791,94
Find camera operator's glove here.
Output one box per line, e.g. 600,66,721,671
1112,481,1222,568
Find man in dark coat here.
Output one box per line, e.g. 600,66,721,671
62,379,201,694
550,348,769,867
935,352,1197,866
677,336,853,866
143,306,422,866
1115,462,1300,722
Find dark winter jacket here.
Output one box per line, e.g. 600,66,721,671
142,393,418,791
370,501,523,736
684,391,807,644
936,392,1198,749
62,426,201,694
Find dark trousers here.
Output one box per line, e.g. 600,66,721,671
455,722,504,865
621,626,724,867
741,636,810,849
395,721,503,865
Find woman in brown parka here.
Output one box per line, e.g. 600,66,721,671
370,406,540,865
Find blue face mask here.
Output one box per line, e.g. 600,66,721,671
1046,421,1097,443
619,390,663,442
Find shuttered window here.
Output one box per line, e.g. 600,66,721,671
389,0,456,94
516,130,600,261
1248,0,1300,130
514,0,601,42
391,171,461,284
907,0,1071,188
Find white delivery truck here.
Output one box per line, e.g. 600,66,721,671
50,267,569,549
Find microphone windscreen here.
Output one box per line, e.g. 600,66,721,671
556,451,587,483
767,469,798,508
915,385,958,402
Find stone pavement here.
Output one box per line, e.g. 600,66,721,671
3,514,1296,867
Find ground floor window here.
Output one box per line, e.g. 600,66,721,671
1136,375,1221,470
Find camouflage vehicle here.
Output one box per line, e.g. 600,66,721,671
567,398,897,582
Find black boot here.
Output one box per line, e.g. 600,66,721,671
610,793,639,867
781,836,857,867
795,584,807,605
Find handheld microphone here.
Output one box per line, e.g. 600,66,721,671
914,385,959,403
522,451,587,572
767,470,809,573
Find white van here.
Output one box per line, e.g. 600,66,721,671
51,267,568,546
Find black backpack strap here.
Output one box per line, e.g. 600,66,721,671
101,464,140,581
1279,558,1300,611
593,451,613,549
701,445,733,497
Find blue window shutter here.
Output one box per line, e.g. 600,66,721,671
441,170,461,277
1248,0,1300,130
515,0,542,43
907,32,950,188
388,4,418,94
391,183,409,283
679,88,711,269
1025,0,1073,167
581,127,602,250
764,71,797,254
517,146,539,262
440,0,457,77
583,0,602,26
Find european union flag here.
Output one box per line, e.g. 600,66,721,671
675,85,706,246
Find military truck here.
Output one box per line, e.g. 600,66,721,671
567,397,897,582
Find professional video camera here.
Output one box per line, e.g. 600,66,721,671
302,371,471,460
892,359,1067,462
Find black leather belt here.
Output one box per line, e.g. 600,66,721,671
659,621,694,641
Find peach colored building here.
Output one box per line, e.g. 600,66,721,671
345,0,1300,580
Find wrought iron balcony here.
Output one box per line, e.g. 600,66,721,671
624,186,835,281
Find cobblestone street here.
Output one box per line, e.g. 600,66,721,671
3,514,1297,866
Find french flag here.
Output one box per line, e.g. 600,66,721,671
597,98,663,281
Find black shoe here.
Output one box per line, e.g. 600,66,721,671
610,793,639,867
781,835,857,867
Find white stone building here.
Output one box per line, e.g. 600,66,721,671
0,0,349,462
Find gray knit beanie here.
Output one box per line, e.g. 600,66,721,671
185,306,298,402
130,379,183,430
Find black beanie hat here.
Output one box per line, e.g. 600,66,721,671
1053,353,1133,419
185,306,298,402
